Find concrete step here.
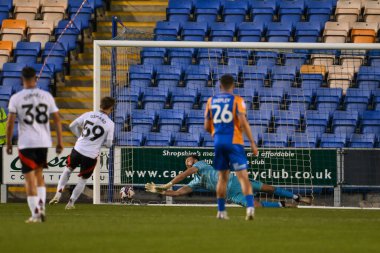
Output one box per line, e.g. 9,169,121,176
55,97,93,109
110,1,168,12
56,86,109,97
97,21,156,33
105,11,166,22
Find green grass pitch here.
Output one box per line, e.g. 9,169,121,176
1,204,380,253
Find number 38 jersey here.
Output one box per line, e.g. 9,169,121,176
8,88,59,150
205,93,246,145
70,111,115,159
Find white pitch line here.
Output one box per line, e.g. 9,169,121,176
298,206,380,210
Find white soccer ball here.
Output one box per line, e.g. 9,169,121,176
120,186,135,200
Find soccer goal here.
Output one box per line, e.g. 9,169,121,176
93,40,380,208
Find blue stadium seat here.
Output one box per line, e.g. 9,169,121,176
250,0,276,23
222,0,249,24
344,88,371,112
0,6,9,27
181,22,208,41
212,65,239,82
332,111,358,135
145,132,172,146
167,0,193,22
203,134,214,147
210,22,236,42
368,50,380,67
194,0,221,22
226,50,251,66
247,109,271,126
171,88,197,110
117,129,144,146
249,125,266,141
114,102,137,123
141,48,166,65
278,0,304,26
258,88,284,104
187,109,204,125
188,124,206,137
14,42,41,63
244,131,260,147
361,111,380,136
320,133,346,148
0,0,12,10
306,0,333,29
242,65,268,88
295,22,321,42
305,110,330,137
316,88,343,115
237,22,264,42
142,88,168,109
159,110,185,126
373,90,380,111
287,88,313,103
262,133,288,147
357,66,380,90
266,22,293,42
185,65,210,89
274,110,301,135
155,65,182,88
131,110,156,125
260,102,280,112
154,21,181,41
2,63,26,92
55,25,80,52
283,52,307,69
349,133,376,148
42,42,66,73
198,48,223,65
254,51,278,66
129,64,155,88
199,88,215,104
168,49,193,67
291,132,318,148
69,6,92,30
174,132,201,147
0,85,12,101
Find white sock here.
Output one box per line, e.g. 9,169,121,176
37,186,46,208
70,177,87,204
57,167,72,193
27,196,39,218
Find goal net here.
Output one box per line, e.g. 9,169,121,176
94,40,379,208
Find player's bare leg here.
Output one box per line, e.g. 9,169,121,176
236,170,254,220
35,167,46,222
216,170,230,220
50,167,73,205
24,171,41,223
66,177,88,210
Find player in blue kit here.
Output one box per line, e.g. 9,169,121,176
204,74,258,220
145,155,312,209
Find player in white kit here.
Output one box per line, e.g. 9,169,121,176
49,97,115,209
6,67,63,223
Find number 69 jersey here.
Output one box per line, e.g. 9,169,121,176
205,93,246,145
8,88,59,150
70,111,115,159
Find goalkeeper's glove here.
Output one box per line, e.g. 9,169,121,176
155,182,173,191
145,182,165,194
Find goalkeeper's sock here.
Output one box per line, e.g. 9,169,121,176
27,196,39,218
70,177,87,204
217,198,226,212
245,194,254,208
260,201,282,208
274,187,296,199
57,167,72,193
37,186,46,208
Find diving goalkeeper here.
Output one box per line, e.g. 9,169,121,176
145,155,312,208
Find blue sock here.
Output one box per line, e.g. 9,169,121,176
217,198,225,212
274,187,295,199
260,201,282,208
245,195,254,208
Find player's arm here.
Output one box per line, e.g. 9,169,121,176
69,114,85,137
5,113,16,155
158,166,198,190
236,99,259,156
161,186,193,197
204,98,212,133
52,112,63,154
103,123,114,148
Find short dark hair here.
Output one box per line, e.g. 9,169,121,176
220,74,234,90
187,155,200,161
100,96,115,110
22,67,36,80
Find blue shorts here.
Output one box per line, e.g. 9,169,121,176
214,143,248,171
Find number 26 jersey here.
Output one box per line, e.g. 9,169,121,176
8,88,59,150
205,93,246,146
71,111,115,159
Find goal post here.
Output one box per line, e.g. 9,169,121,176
93,40,380,207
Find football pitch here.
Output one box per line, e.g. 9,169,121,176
1,204,380,253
